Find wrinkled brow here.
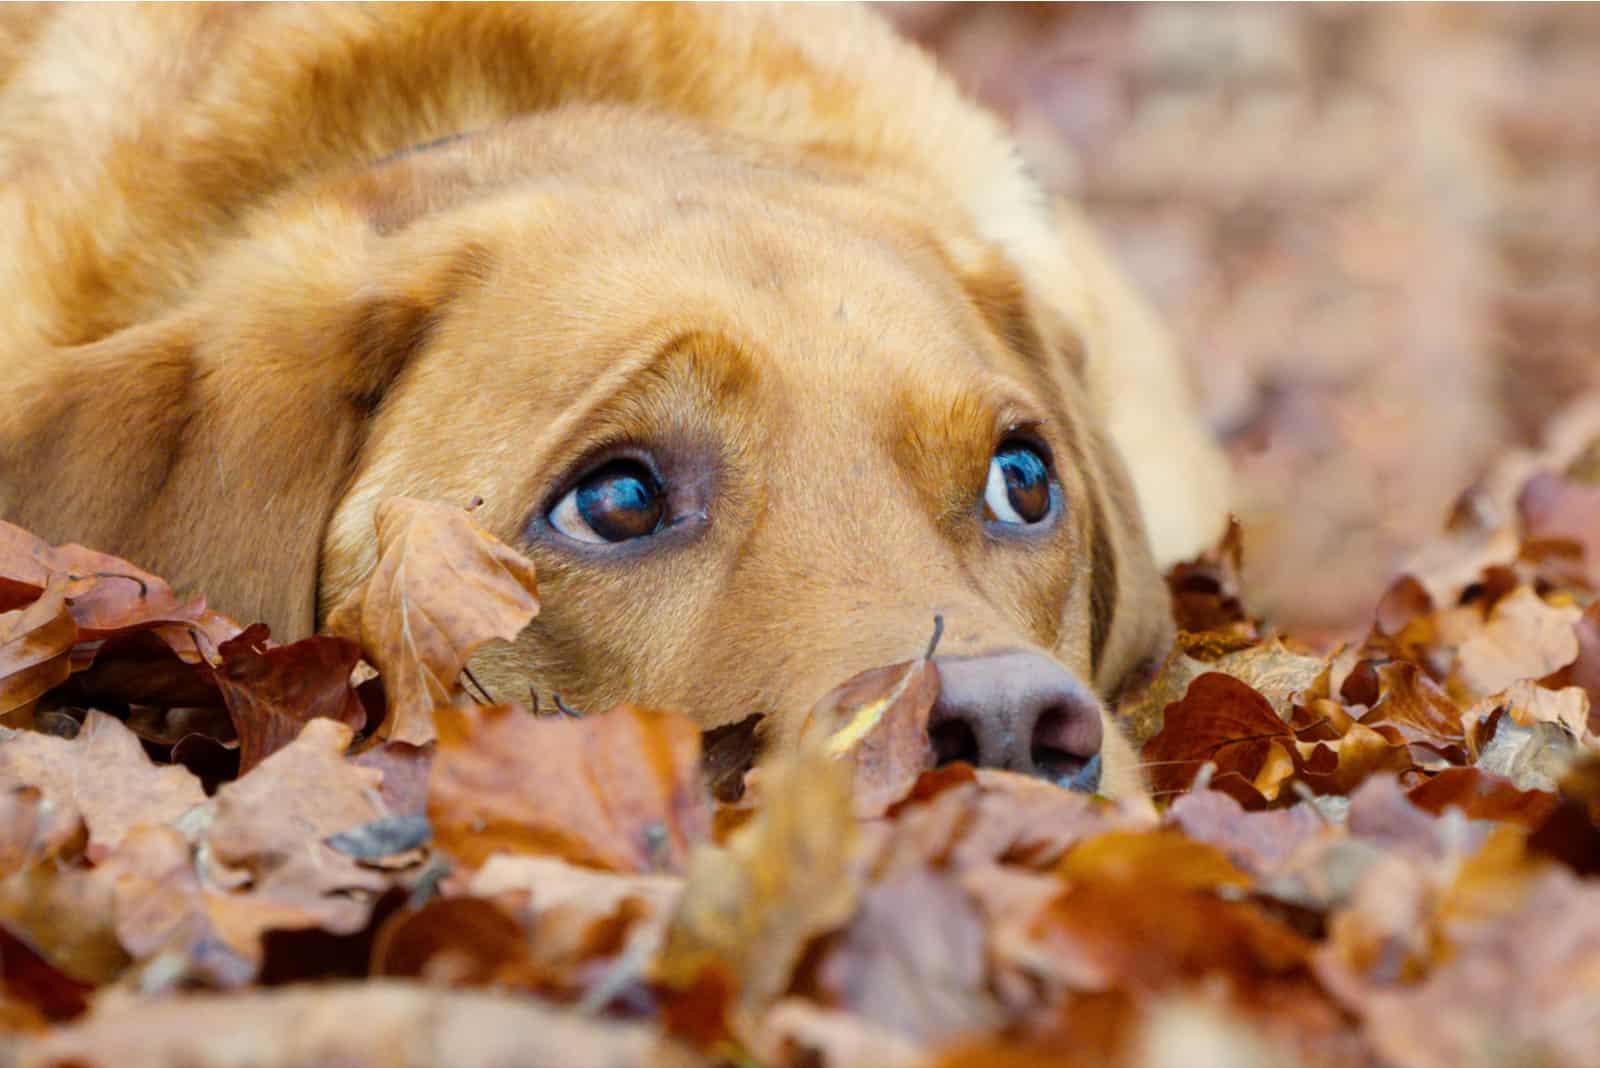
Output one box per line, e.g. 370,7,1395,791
885,375,1056,522
519,330,762,497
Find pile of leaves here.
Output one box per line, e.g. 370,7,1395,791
2,455,1599,1068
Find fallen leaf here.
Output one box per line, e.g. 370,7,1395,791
212,625,367,775
17,980,703,1068
349,740,434,817
1141,673,1297,806
754,999,922,1068
206,718,397,933
0,862,127,987
1406,767,1559,828
655,751,862,1043
1165,790,1330,878
102,824,323,989
1518,470,1600,587
815,867,998,1044
0,711,205,862
431,703,709,874
0,579,77,717
1452,587,1581,701
800,657,939,817
326,498,540,745
1359,872,1600,1068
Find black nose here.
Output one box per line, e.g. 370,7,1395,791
928,651,1104,791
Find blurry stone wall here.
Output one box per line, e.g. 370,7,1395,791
885,3,1600,640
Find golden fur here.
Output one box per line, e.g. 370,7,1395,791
0,4,1228,793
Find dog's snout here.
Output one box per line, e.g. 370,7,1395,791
929,652,1104,790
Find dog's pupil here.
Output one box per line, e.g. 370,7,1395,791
575,462,664,541
998,445,1050,523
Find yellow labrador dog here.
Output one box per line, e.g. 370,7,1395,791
0,4,1227,794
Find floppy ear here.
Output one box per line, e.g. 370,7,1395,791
0,246,470,640
955,242,1175,698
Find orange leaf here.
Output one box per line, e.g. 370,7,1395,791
1141,672,1294,807
326,499,539,745
430,703,709,874
0,577,77,716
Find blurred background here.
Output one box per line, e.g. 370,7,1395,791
884,3,1600,642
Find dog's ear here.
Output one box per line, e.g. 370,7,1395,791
0,241,478,640
955,241,1176,698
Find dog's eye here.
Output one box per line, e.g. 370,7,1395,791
549,460,666,544
984,441,1053,525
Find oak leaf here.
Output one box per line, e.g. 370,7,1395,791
0,711,205,862
326,498,540,745
206,719,398,934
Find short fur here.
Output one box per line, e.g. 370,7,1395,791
0,4,1228,794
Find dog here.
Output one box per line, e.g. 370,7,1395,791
0,4,1228,795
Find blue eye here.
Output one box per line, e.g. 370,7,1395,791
984,442,1053,525
549,461,665,543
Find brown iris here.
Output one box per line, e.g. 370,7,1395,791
573,460,665,541
993,442,1052,524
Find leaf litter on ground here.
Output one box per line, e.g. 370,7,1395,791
3,425,1600,1067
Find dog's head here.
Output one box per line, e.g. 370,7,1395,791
0,111,1171,793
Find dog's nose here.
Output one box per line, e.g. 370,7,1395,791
928,651,1104,790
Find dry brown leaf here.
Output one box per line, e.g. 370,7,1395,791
370,896,535,987
799,657,939,817
212,625,368,775
1519,471,1600,588
469,854,681,985
754,999,923,1068
102,825,326,989
1361,662,1465,754
1022,864,1314,996
0,711,205,862
16,980,703,1068
1165,790,1331,879
0,579,77,717
350,740,434,817
431,703,709,874
1141,672,1297,807
206,718,396,933
1452,586,1581,701
1496,678,1595,745
0,786,83,879
1406,767,1559,828
326,498,540,745
0,860,128,988
654,750,863,1042
1358,871,1600,1068
815,867,998,1045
